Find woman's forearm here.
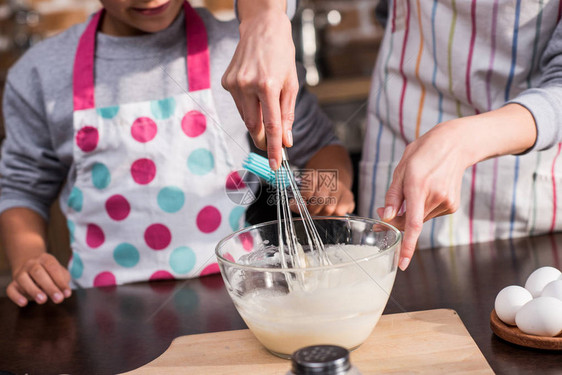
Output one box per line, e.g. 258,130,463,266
237,0,287,20
450,103,537,167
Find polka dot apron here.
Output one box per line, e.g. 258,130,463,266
63,2,247,288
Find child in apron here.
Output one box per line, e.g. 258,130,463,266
0,1,353,307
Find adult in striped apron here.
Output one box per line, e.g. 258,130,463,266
359,0,562,267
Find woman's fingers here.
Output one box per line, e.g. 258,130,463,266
259,86,283,170
398,183,428,271
280,77,298,148
242,93,266,150
382,169,405,221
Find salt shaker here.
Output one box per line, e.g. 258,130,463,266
286,345,362,375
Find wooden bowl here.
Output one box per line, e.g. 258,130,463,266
490,309,562,350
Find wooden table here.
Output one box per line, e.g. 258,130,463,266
0,233,561,374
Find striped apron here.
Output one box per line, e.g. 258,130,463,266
359,0,562,248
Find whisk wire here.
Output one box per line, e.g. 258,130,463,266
275,149,330,268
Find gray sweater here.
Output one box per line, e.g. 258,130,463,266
0,8,337,220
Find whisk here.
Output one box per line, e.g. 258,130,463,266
243,151,331,268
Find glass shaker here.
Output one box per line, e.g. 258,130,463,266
286,345,362,375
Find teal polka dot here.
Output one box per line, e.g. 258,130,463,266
173,288,199,313
68,187,83,212
151,97,176,119
70,252,83,279
169,246,196,274
229,206,246,231
187,148,214,175
97,106,119,119
67,220,75,244
92,162,111,189
113,243,140,268
157,186,185,213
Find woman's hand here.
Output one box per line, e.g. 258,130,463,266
378,104,537,271
7,253,71,307
377,122,471,271
222,0,298,170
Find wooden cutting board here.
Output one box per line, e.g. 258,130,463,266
124,309,493,374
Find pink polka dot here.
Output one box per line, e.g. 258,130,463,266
76,126,99,152
144,223,172,250
224,253,235,262
149,270,175,281
196,206,221,233
105,194,130,221
200,263,220,276
131,117,157,143
181,110,206,138
93,271,116,287
86,224,105,248
225,171,247,190
239,232,254,251
131,158,156,185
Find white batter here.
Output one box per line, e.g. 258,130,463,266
232,244,397,356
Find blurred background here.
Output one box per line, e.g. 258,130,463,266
0,0,384,279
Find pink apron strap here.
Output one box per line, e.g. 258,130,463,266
184,1,211,91
73,10,102,111
73,1,210,111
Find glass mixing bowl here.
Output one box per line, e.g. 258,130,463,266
215,216,401,358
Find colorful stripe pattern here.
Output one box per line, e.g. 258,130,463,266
507,0,522,238
528,0,545,235
361,0,562,249
466,0,478,244
398,0,412,143
414,0,426,140
429,0,443,248
487,0,500,239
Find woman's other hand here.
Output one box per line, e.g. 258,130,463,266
378,104,537,271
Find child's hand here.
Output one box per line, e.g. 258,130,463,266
291,169,355,216
6,253,71,307
293,145,355,216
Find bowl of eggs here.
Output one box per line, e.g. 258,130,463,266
492,266,562,350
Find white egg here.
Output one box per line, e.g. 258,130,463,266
524,266,562,297
515,297,562,337
541,279,562,300
495,285,533,325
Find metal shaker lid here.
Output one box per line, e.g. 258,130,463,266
291,345,351,375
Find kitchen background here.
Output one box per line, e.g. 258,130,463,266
0,0,384,281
